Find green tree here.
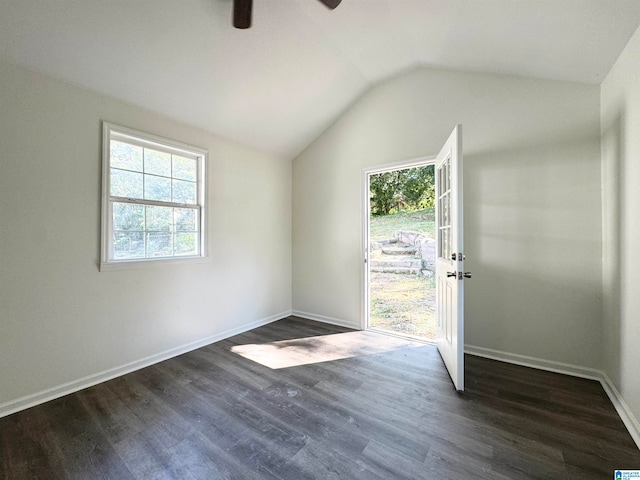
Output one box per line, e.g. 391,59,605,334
401,165,434,210
370,170,404,216
369,165,434,216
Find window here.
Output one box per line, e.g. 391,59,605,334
101,123,207,270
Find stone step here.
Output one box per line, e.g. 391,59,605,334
375,238,398,245
370,239,398,250
370,258,422,268
381,246,418,255
370,266,421,274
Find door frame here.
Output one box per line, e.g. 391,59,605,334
360,155,437,331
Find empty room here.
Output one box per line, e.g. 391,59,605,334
2,1,640,478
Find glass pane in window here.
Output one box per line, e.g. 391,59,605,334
443,193,450,226
113,203,144,231
445,158,451,192
173,155,197,181
146,232,172,257
172,179,197,204
441,227,450,260
174,232,197,256
111,169,143,198
144,174,171,202
175,208,197,231
114,231,145,259
111,140,143,172
144,149,171,177
146,206,172,232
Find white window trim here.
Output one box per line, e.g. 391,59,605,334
100,122,208,271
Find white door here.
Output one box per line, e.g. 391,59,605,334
435,125,467,391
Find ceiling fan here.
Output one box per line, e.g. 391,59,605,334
233,0,342,29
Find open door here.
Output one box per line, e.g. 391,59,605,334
435,125,467,391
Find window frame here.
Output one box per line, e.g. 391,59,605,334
100,122,208,271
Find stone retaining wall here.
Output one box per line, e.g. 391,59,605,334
395,230,435,269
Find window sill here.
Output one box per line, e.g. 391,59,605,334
99,255,210,272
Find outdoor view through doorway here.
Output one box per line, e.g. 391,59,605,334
368,164,436,341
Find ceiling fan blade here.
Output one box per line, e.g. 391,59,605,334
317,0,342,9
233,0,252,29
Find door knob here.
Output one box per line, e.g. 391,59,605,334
447,271,456,278
463,272,472,278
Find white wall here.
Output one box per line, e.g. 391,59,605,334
293,67,602,368
601,24,640,432
0,60,292,410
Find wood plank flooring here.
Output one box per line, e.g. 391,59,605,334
1,316,639,479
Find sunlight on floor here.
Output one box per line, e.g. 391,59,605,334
230,331,424,369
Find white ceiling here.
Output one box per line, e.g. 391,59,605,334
1,0,639,159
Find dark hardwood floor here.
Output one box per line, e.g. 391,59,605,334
1,316,639,479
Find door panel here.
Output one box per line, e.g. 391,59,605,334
435,125,465,391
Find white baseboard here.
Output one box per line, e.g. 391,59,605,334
0,311,290,419
291,310,360,330
600,372,640,449
464,345,603,380
465,344,640,450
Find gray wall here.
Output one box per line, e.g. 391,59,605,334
601,24,640,433
0,60,292,409
292,67,602,369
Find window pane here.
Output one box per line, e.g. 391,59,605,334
172,179,196,204
144,149,171,177
445,158,450,192
146,206,172,231
173,155,197,181
174,232,197,256
443,193,450,226
441,227,450,260
114,231,145,259
111,140,143,172
113,203,144,231
146,232,172,257
144,174,171,202
175,208,197,231
111,169,143,198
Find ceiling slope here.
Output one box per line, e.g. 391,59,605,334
1,0,639,159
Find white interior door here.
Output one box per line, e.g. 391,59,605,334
435,125,466,391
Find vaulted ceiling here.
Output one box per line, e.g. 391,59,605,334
1,0,639,159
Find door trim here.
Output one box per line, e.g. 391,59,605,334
360,155,436,331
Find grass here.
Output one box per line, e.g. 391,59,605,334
369,272,436,340
368,208,437,340
369,207,435,241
